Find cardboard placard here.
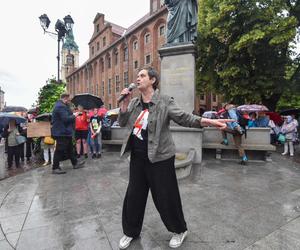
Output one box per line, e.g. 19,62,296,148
27,121,51,138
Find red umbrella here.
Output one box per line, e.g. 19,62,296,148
265,112,283,125
98,107,108,117
88,107,107,118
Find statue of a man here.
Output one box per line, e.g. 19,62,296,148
164,0,198,44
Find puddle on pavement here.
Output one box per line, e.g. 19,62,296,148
0,160,44,180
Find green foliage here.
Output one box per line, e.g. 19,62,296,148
277,91,300,110
36,78,66,114
197,0,300,110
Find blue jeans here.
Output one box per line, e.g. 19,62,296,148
91,134,101,154
227,109,239,130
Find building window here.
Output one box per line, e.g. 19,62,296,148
145,54,151,65
115,75,120,93
101,60,104,72
91,46,94,55
108,79,112,94
145,33,150,44
212,94,217,102
159,25,165,36
200,94,205,101
115,52,118,65
109,103,112,109
107,56,111,68
123,47,128,61
102,81,105,96
96,24,99,32
97,42,100,51
133,41,138,50
103,37,106,47
134,60,138,69
123,71,128,87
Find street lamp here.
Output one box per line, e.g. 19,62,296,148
39,14,74,83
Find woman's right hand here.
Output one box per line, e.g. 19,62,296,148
119,87,132,112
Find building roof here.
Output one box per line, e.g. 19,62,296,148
125,13,151,35
93,13,104,23
68,7,167,76
107,22,126,36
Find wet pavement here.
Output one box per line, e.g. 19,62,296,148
1,143,300,250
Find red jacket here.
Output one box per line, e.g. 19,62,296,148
75,112,89,130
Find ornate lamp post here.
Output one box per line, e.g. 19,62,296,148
39,14,74,83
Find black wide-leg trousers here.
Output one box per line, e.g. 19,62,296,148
122,152,187,238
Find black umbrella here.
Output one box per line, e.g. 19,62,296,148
279,108,300,116
0,113,26,127
35,113,52,122
28,107,39,114
71,93,104,110
2,106,27,112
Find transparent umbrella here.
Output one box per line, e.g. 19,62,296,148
237,104,269,112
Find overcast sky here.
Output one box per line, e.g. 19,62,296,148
0,1,299,109
0,0,149,108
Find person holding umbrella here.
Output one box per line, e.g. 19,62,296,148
2,119,23,168
75,105,89,159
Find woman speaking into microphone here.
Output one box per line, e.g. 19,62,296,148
117,67,232,249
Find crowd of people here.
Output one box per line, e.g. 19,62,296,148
0,118,34,168
202,103,299,164
0,95,111,172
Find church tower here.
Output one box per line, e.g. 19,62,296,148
61,29,79,82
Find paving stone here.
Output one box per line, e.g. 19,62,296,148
0,144,300,249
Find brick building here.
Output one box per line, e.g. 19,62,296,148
66,0,221,112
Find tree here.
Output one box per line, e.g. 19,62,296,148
197,0,299,111
36,78,66,114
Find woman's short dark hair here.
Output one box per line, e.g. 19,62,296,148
141,67,160,90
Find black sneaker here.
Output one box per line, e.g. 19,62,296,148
92,153,96,159
84,154,88,159
235,126,244,135
240,160,247,165
220,140,229,145
52,168,66,174
76,154,81,159
96,153,101,158
73,160,85,169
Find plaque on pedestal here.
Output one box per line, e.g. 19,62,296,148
158,43,196,114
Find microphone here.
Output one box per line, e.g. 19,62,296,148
117,83,137,104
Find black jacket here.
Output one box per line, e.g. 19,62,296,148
51,100,75,137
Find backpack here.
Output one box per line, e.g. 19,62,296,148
236,110,249,137
236,110,249,128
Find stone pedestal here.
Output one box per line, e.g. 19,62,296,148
171,127,203,163
159,43,196,113
159,43,202,171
